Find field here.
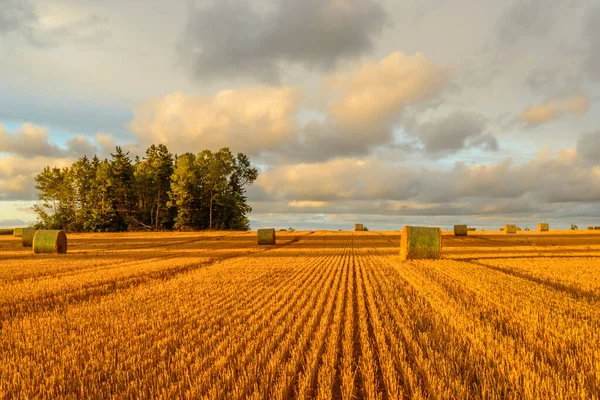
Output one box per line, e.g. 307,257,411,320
1,230,599,399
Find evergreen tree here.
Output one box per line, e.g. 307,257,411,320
32,144,257,232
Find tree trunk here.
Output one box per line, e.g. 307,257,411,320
209,191,213,230
155,192,160,230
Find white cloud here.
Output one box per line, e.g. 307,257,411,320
129,87,302,156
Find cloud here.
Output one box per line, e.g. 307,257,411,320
178,0,387,82
0,0,108,46
0,0,37,39
0,123,123,164
494,0,560,48
129,52,454,163
327,52,449,129
129,87,302,157
275,52,451,162
519,95,589,126
0,123,65,158
576,131,600,163
254,147,600,217
0,219,30,228
415,111,498,155
0,155,75,200
584,4,600,81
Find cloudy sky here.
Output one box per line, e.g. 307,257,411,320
1,0,600,230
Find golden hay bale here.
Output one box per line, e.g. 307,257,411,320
33,230,68,254
13,227,24,237
354,223,364,231
538,223,549,232
21,228,36,247
453,224,468,236
257,228,276,245
504,224,517,234
400,226,442,261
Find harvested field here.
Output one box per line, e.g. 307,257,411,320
0,230,599,399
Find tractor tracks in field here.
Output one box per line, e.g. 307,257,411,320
455,258,600,303
0,234,314,324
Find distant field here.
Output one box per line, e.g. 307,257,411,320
1,230,599,399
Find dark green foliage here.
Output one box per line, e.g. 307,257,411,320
32,145,258,232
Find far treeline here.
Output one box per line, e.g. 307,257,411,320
33,145,258,232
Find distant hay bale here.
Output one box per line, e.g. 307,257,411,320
13,227,24,237
21,228,36,247
354,223,364,232
504,224,517,234
0,229,13,235
257,228,276,245
538,223,549,232
33,230,68,254
453,225,468,236
588,226,594,230
400,226,442,261
467,227,476,231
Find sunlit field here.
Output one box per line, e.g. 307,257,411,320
1,230,599,399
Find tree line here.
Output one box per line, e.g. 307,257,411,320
33,145,258,232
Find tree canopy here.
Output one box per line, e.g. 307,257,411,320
33,145,258,232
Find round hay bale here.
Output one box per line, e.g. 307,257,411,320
257,228,276,245
453,224,468,236
21,228,36,247
504,224,517,234
354,223,364,232
537,223,549,232
400,226,441,261
33,230,67,254
13,227,24,237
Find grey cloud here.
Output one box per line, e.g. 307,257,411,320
0,124,65,158
576,131,600,163
0,0,36,40
415,111,498,155
179,0,387,82
65,136,99,157
0,218,30,228
273,120,392,163
0,124,109,159
584,5,600,81
257,150,600,216
495,0,559,47
0,0,108,47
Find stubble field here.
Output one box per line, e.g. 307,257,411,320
0,230,599,399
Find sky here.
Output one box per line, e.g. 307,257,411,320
1,0,600,230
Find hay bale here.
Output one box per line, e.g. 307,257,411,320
21,228,36,247
33,230,68,254
538,223,549,232
13,227,24,237
257,228,276,245
504,224,517,234
588,226,594,230
354,223,364,231
400,226,442,261
453,224,468,236
0,229,13,235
